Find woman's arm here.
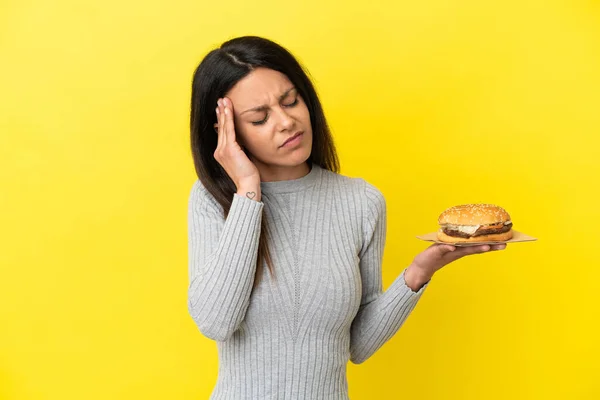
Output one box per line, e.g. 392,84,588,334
349,181,429,364
187,181,264,341
348,180,506,364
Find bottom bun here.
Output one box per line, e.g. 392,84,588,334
436,230,513,243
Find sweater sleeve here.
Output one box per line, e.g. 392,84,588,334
349,180,430,364
187,180,264,341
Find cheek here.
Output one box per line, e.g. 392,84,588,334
295,102,311,124
301,108,312,130
238,125,273,149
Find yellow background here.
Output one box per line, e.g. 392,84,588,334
1,0,599,399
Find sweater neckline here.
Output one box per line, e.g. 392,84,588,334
260,162,320,194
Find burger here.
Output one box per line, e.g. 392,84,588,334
437,204,513,243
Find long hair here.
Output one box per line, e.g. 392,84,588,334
189,36,340,288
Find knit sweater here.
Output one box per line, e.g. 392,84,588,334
187,163,429,399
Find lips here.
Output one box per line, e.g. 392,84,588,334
281,131,303,147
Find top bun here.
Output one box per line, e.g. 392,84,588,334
438,204,511,225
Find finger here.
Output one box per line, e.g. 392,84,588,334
214,105,222,151
215,104,221,149
446,244,490,260
468,244,491,253
435,244,456,255
218,99,227,148
223,97,236,144
490,244,507,251
429,243,455,251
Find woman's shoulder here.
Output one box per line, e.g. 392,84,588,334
320,167,384,200
188,178,223,214
189,178,211,200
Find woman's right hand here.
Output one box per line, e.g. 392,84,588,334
214,97,261,199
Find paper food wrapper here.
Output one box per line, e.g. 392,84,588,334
416,230,537,247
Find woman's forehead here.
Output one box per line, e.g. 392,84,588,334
227,68,293,105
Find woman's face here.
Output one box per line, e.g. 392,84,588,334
221,67,313,168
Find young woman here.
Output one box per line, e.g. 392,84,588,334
187,35,506,399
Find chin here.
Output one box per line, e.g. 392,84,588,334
250,152,311,169
279,154,312,167
280,144,312,164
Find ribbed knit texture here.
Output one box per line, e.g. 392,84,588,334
187,163,429,399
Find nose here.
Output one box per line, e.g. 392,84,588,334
273,106,295,132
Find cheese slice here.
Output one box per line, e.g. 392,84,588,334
441,221,512,235
442,224,480,235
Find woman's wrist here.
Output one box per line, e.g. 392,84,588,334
404,263,433,292
236,186,261,202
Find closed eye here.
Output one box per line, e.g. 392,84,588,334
251,116,268,126
250,97,299,126
283,97,299,107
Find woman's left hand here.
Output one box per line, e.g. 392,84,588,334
404,243,507,291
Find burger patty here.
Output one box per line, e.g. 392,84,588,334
443,222,513,239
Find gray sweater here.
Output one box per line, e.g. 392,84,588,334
187,163,429,399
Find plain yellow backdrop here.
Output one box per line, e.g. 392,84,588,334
1,0,599,399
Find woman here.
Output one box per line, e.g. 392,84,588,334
187,36,505,399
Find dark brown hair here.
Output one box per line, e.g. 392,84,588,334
189,36,340,288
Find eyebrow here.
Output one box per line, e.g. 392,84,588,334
240,87,296,115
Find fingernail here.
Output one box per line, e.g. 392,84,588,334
216,107,219,114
